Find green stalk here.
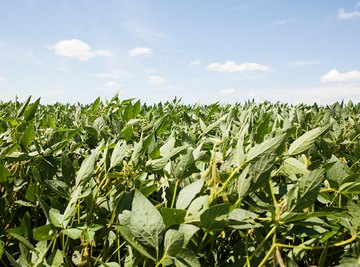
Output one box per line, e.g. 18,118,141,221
245,225,277,266
170,179,179,208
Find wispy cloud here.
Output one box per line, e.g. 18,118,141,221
271,19,297,26
94,69,132,79
50,39,112,61
122,21,173,43
189,60,201,66
206,61,273,73
338,8,360,20
148,75,166,86
219,88,237,94
321,69,360,83
338,2,360,20
288,60,324,67
0,76,6,82
128,47,152,56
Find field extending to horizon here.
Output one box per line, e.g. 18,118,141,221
0,95,360,266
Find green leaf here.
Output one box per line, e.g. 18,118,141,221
62,228,82,240
129,190,165,249
47,249,64,267
75,151,97,187
174,149,198,179
8,232,36,252
0,240,4,259
200,203,230,230
5,252,22,267
327,155,348,186
21,124,35,149
110,141,129,169
176,179,204,209
164,229,184,257
16,95,31,118
287,125,329,156
45,179,70,198
115,225,156,261
283,157,309,176
49,208,63,228
33,224,55,241
246,133,287,162
61,152,75,185
237,165,252,198
185,195,209,223
24,97,41,121
288,169,324,212
175,249,201,267
161,208,186,228
280,211,343,223
177,224,199,248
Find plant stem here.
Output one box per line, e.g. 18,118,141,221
170,179,179,208
246,225,277,265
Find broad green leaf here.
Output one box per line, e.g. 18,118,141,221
49,208,63,228
115,225,156,261
129,190,165,250
327,155,348,186
47,249,64,267
176,179,204,209
0,240,4,259
110,141,129,169
62,228,82,240
283,157,308,176
288,169,324,212
161,208,186,228
6,252,22,267
174,149,198,179
45,179,70,198
237,165,251,198
8,232,36,252
33,224,55,241
185,195,209,223
175,249,201,267
16,95,31,118
246,133,287,162
204,114,228,134
75,151,97,186
21,124,35,149
280,211,344,223
177,224,199,248
24,97,40,121
0,164,12,183
287,125,329,156
62,186,82,228
200,203,230,230
164,229,184,257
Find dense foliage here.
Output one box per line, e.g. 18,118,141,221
0,95,360,266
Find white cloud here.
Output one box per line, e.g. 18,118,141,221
148,75,166,86
206,61,273,73
0,76,6,82
50,39,111,61
128,47,152,56
190,60,201,66
321,69,360,83
95,69,132,79
271,19,297,25
106,81,122,89
122,21,173,43
338,8,360,20
288,60,323,67
219,88,237,94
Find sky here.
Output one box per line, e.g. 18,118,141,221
0,0,360,104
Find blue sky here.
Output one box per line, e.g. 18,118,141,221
0,0,360,104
